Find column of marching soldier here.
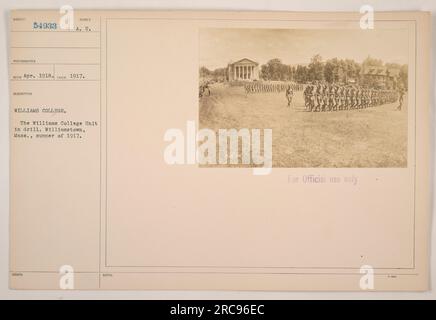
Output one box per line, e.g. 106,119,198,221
302,83,399,112
244,82,303,94
245,82,400,112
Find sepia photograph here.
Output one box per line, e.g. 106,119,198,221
199,28,409,168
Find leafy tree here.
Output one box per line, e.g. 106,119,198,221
212,67,227,81
260,58,294,81
294,65,308,83
308,54,324,81
362,56,384,67
199,66,211,78
399,64,408,90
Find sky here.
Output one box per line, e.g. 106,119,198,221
199,28,409,70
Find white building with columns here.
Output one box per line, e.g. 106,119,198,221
227,58,260,81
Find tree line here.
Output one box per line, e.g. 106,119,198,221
199,55,408,89
260,55,407,89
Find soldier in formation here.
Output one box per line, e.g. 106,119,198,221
245,82,303,94
303,82,399,112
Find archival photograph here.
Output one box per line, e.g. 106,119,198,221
199,28,409,168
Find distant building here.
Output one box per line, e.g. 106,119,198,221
361,66,400,89
227,58,260,81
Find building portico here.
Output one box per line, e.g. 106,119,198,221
227,58,259,81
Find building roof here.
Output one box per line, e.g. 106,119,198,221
362,66,401,78
230,58,259,66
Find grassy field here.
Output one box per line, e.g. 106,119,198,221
199,83,407,168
